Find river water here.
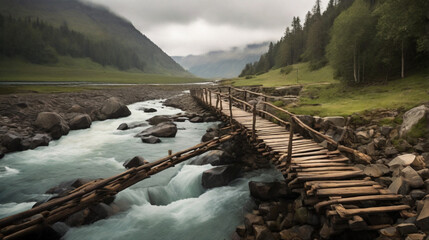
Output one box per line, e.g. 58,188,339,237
0,98,282,240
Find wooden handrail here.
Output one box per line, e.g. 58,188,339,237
194,87,372,164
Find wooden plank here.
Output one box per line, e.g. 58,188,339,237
316,186,383,197
292,155,330,161
293,157,349,163
306,180,378,189
294,170,364,181
297,166,360,172
327,205,410,218
315,195,402,212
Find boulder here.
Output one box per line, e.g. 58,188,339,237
204,116,217,122
389,177,410,195
253,225,275,240
322,116,346,127
379,226,399,237
99,97,131,120
411,156,426,170
174,117,188,122
296,115,314,128
405,233,426,240
385,147,399,156
135,122,178,138
400,105,429,137
142,108,157,113
410,190,426,200
188,150,233,166
201,129,220,142
249,181,282,201
201,165,240,188
402,166,424,188
244,214,264,234
417,169,429,180
2,132,23,151
22,134,51,149
35,112,70,139
69,114,92,130
416,196,429,230
123,156,149,169
117,123,128,130
68,104,85,113
141,136,161,144
389,154,416,167
397,223,418,236
380,126,393,137
236,225,246,237
147,115,171,125
189,116,204,123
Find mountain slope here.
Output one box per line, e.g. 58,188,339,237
173,42,269,79
0,0,190,76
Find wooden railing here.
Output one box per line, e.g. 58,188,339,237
191,86,372,164
0,132,238,240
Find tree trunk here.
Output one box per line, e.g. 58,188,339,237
401,40,405,79
353,43,358,83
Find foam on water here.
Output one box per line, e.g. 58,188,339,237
0,98,284,239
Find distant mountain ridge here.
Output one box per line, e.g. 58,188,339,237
173,42,269,79
0,0,190,76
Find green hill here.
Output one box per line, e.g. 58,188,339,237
0,0,191,77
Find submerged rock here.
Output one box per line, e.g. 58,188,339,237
123,156,149,169
142,108,157,113
141,136,161,144
188,150,233,166
135,122,178,138
147,115,171,125
201,165,241,188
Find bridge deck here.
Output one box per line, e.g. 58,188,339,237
198,89,409,234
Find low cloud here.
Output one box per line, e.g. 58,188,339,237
85,0,327,55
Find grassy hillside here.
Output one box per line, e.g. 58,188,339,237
0,0,190,76
225,62,429,116
0,57,204,84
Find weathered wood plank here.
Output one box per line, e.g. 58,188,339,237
327,205,410,218
315,186,383,197
315,195,402,212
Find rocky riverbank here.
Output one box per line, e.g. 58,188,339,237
0,85,207,157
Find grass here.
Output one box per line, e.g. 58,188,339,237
0,57,206,84
225,62,429,117
224,62,337,87
0,85,114,95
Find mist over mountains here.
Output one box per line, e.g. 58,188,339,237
173,42,269,79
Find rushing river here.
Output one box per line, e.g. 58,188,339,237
0,98,283,240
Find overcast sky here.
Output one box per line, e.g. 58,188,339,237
86,0,328,56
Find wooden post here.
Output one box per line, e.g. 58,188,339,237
205,88,208,104
252,102,257,141
219,93,223,111
229,94,233,125
263,96,268,118
168,150,172,156
286,119,294,162
244,91,247,111
209,89,212,107
215,93,219,110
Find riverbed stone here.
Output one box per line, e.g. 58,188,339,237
141,136,161,144
406,233,426,240
249,181,282,201
385,146,399,156
253,225,275,240
389,154,416,167
379,226,399,237
99,97,131,120
69,114,92,130
189,116,204,123
2,132,23,151
136,122,178,138
410,190,426,200
416,196,429,231
24,134,51,149
117,123,129,130
123,156,149,169
236,225,246,237
142,108,157,113
364,164,389,178
201,165,240,188
402,166,424,188
147,115,171,125
244,214,264,234
397,223,418,236
35,112,70,139
389,177,410,195
400,105,429,137
188,150,233,166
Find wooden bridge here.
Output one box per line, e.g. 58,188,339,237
0,133,237,240
191,86,410,235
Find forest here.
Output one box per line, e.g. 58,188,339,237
0,14,145,71
240,0,429,84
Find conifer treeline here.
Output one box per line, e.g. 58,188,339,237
0,15,145,70
240,0,429,84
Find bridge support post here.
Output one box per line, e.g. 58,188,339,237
287,119,294,162
244,91,247,111
209,89,212,107
263,96,267,118
252,103,257,141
